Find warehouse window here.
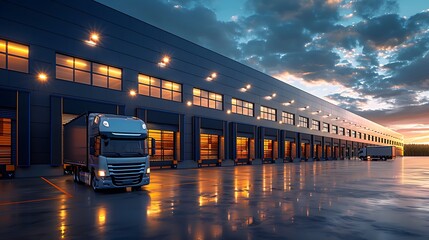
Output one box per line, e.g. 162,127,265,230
260,106,276,121
346,129,351,137
138,74,182,102
193,88,223,110
332,125,338,134
298,116,309,128
322,122,329,132
232,98,254,116
56,53,122,90
352,130,356,138
0,39,29,73
312,120,320,131
339,127,345,135
282,112,295,125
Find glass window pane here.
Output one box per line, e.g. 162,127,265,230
7,56,28,73
56,54,74,67
73,58,90,71
109,78,121,90
0,53,5,69
201,90,208,98
75,70,91,85
231,98,236,105
56,66,73,81
108,66,121,78
162,89,172,100
172,91,182,102
173,83,181,92
7,42,28,58
216,94,222,101
93,63,107,75
193,88,200,96
232,105,236,113
162,80,173,90
138,74,150,85
151,86,160,98
193,96,200,106
0,40,5,53
209,100,216,109
216,102,222,110
151,77,160,87
139,84,150,96
201,98,208,107
92,73,107,87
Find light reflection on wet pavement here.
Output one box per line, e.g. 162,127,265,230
1,157,429,239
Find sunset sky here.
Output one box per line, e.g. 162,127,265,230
98,0,429,144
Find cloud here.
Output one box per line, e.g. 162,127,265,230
352,0,399,19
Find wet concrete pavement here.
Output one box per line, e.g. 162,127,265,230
1,157,429,240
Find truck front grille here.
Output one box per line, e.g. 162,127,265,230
108,163,145,186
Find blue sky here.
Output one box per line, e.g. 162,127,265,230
97,0,429,143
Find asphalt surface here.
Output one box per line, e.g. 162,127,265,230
1,157,429,240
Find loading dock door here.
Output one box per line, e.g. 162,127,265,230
0,118,12,165
236,137,249,159
263,139,273,160
148,130,175,161
200,134,219,160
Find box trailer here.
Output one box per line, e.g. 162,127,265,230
64,113,154,191
358,146,396,161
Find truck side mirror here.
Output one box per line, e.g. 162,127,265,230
151,138,156,156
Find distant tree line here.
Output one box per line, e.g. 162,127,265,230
404,144,429,156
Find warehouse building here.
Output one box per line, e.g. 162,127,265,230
0,0,404,177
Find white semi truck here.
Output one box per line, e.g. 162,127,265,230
358,146,396,161
63,113,153,191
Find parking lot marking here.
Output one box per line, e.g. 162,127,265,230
0,197,61,206
41,177,73,198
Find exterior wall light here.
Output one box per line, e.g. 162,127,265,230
227,110,231,114
129,90,137,97
283,100,294,106
279,121,283,124
246,84,251,89
239,88,247,92
186,101,192,106
264,96,272,100
272,93,277,97
257,116,261,120
37,72,48,82
158,56,170,67
206,72,217,81
85,32,100,46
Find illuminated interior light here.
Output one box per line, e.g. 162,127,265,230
129,90,137,97
246,84,251,89
186,101,192,106
37,72,48,82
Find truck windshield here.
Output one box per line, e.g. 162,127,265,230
102,138,148,158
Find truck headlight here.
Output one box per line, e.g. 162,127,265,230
98,170,106,177
146,167,150,174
